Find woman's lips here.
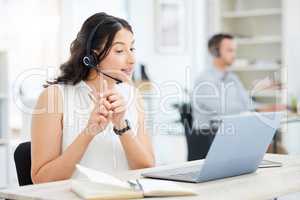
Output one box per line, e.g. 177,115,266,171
121,69,132,76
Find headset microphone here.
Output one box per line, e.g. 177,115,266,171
97,69,122,84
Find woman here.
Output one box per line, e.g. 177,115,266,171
31,12,155,183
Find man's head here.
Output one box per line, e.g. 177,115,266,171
208,33,236,67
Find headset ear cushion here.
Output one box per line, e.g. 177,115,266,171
83,53,98,68
83,56,91,67
91,52,99,66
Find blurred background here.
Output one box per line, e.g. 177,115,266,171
1,0,300,188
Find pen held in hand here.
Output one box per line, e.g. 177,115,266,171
89,92,115,117
88,92,97,104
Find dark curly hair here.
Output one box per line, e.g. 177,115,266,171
46,12,133,86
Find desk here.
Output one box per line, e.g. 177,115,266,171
281,114,300,124
1,154,300,200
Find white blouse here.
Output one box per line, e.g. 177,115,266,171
57,81,138,177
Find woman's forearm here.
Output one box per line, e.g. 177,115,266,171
32,130,93,183
119,130,155,169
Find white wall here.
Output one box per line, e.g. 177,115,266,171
128,0,207,164
0,0,62,187
0,0,61,132
59,0,129,62
128,0,207,87
284,0,300,96
282,0,300,155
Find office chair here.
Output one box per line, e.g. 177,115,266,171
14,141,33,186
174,102,216,161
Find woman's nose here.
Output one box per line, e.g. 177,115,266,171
127,52,136,65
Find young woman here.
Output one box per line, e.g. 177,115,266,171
31,12,155,183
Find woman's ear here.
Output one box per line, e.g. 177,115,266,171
91,50,101,68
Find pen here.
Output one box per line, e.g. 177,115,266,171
127,180,143,191
88,92,97,103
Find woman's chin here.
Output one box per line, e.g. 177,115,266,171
118,73,132,83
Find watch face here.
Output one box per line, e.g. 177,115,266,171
114,119,131,136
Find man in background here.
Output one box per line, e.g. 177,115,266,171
189,33,285,159
192,33,285,130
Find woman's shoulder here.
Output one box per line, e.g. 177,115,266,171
34,84,64,114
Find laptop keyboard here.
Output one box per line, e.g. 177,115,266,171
168,170,201,180
145,159,280,181
157,164,202,179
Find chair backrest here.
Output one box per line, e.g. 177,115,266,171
175,102,193,135
14,142,33,186
175,102,217,161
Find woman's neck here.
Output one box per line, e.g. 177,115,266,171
85,70,115,93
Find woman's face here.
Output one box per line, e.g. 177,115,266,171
98,28,136,83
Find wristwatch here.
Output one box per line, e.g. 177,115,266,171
113,119,131,136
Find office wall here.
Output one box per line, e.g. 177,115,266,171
128,0,207,86
282,0,300,154
0,0,61,131
0,0,62,186
59,0,129,63
127,0,207,164
284,0,300,96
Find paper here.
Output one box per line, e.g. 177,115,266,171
73,164,197,199
76,164,131,190
138,179,197,197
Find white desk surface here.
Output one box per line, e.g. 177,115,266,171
1,154,300,200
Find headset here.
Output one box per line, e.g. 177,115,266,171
210,46,220,58
82,19,123,84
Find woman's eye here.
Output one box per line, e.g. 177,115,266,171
130,48,136,52
116,50,124,53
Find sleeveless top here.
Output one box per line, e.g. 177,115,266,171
56,81,138,177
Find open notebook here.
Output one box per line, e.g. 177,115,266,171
71,165,197,200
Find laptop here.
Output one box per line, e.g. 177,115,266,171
142,112,282,183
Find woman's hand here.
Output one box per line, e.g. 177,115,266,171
85,92,112,137
106,89,127,128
